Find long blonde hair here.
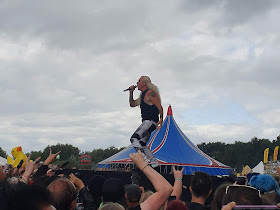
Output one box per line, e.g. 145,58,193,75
136,76,161,105
99,202,125,210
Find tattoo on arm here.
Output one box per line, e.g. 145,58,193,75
149,90,156,97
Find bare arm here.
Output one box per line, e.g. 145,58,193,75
129,85,139,107
149,90,163,128
171,166,184,200
130,151,173,210
20,154,41,184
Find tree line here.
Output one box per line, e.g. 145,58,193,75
197,135,280,171
1,135,279,171
0,144,124,170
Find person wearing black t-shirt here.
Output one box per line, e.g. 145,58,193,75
186,172,212,210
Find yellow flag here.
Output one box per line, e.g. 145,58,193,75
264,148,269,163
241,165,252,176
273,146,279,162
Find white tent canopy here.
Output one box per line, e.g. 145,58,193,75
252,161,264,174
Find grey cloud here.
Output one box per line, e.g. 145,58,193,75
1,1,280,153
0,1,153,52
221,0,279,25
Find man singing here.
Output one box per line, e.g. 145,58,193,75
128,76,163,168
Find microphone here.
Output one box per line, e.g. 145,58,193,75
123,85,136,92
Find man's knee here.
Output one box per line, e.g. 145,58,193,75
148,124,156,133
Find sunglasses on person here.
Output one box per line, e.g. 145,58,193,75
225,184,261,198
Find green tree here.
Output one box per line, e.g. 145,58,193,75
90,146,125,166
197,142,227,161
39,143,80,168
0,147,7,158
198,137,276,172
29,151,43,161
41,143,80,161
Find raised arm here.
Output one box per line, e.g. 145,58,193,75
129,151,173,210
43,149,61,165
171,166,184,200
20,154,41,184
69,173,98,210
129,85,139,107
32,149,61,180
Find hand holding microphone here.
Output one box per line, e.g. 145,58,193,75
124,85,137,92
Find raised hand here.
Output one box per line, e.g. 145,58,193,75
24,154,41,177
69,173,85,190
43,149,61,165
172,166,183,180
129,150,146,169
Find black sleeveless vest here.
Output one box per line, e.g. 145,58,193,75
140,89,159,122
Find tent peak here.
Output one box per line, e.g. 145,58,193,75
167,105,173,115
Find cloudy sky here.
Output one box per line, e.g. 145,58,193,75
1,0,280,154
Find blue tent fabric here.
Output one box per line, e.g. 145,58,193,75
98,106,231,175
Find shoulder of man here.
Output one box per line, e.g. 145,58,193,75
185,202,207,210
127,204,141,210
147,89,157,97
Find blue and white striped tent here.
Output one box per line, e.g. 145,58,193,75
98,105,231,175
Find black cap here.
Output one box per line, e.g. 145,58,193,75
125,184,142,202
102,178,125,202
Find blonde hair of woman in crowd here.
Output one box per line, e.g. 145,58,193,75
139,190,154,204
139,190,165,210
98,202,125,210
135,76,161,105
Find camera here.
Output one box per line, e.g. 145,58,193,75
131,171,140,186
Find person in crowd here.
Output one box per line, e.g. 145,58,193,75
9,184,56,210
129,150,173,210
98,202,125,210
69,173,97,210
170,166,184,200
102,178,126,208
19,154,41,184
248,174,280,204
128,76,163,169
166,200,188,210
221,201,236,210
245,172,260,185
139,190,154,204
47,178,78,210
87,175,106,208
158,166,184,210
222,184,262,206
185,171,212,210
32,149,61,181
211,182,231,210
0,154,47,210
125,184,142,209
0,164,5,181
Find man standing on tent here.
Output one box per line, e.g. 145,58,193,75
128,76,163,169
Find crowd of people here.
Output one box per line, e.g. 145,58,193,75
1,148,280,210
